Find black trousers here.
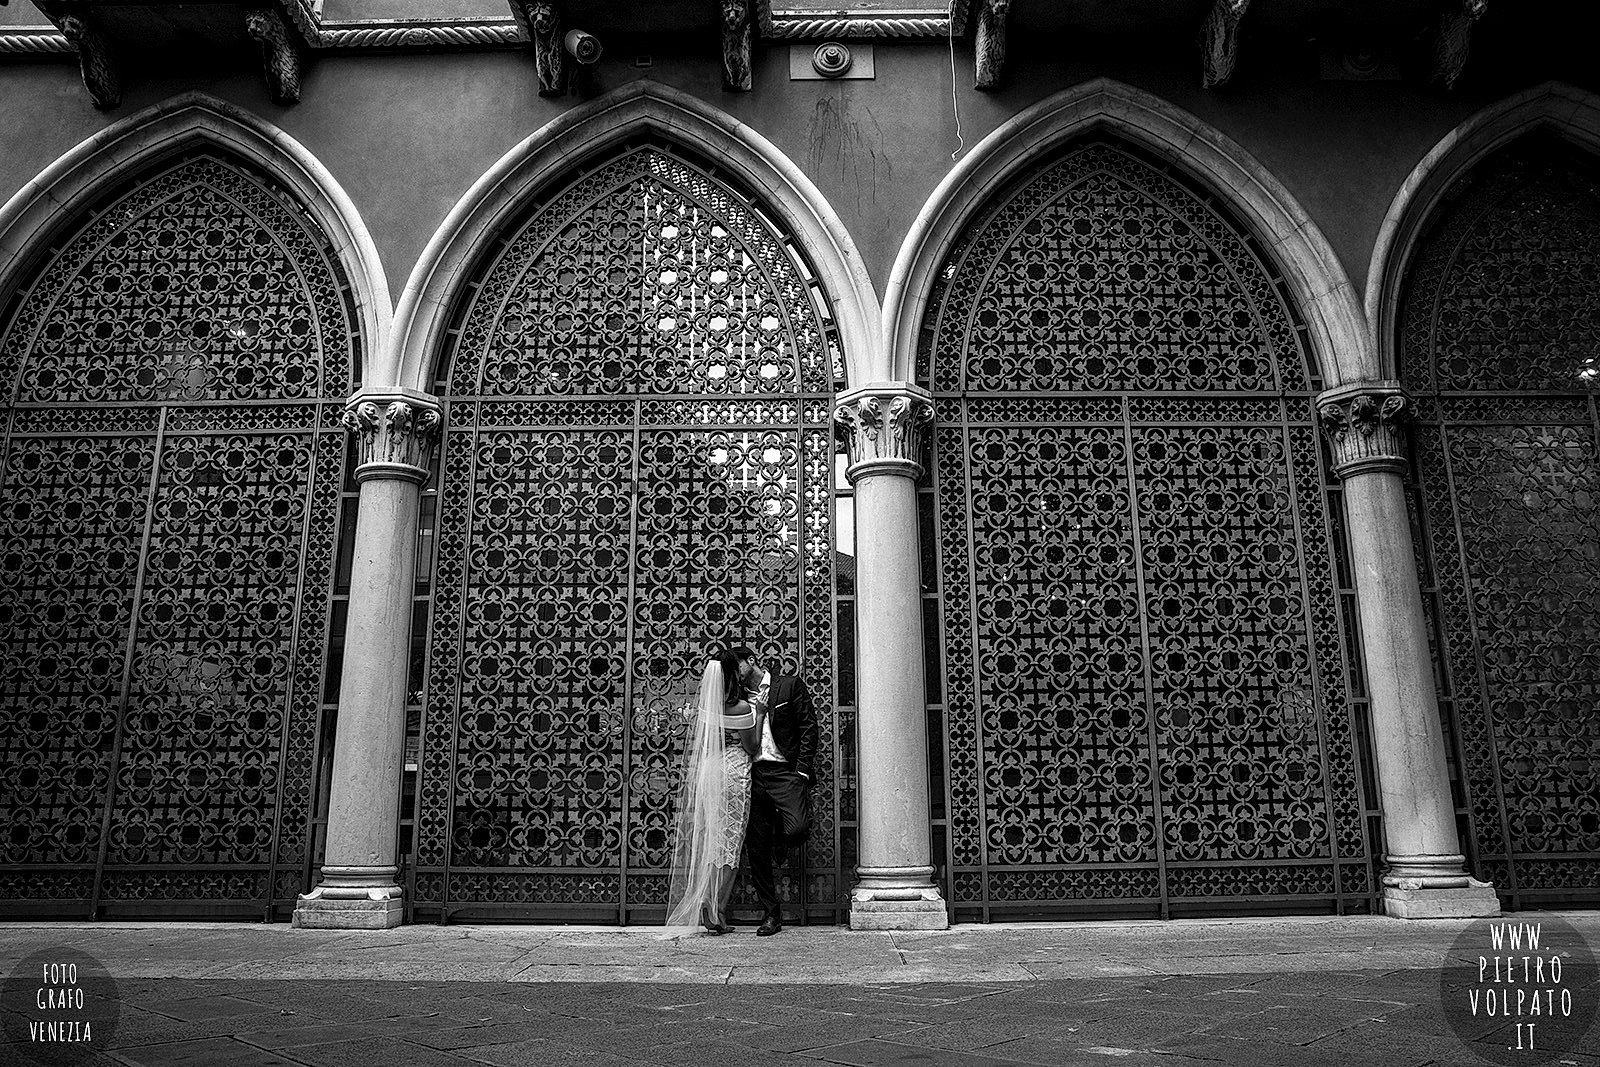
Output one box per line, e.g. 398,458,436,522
747,761,810,919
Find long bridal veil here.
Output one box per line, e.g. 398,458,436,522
662,660,731,937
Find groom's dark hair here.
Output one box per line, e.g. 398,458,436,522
729,645,757,663
711,647,745,704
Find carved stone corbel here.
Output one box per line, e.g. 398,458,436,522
529,1,565,95
1317,385,1410,479
508,0,565,95
343,396,444,482
245,8,302,105
1429,0,1486,90
1199,0,1250,89
836,384,935,482
973,0,1009,91
58,15,120,110
722,0,753,92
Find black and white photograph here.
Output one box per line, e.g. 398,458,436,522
0,2,1597,1065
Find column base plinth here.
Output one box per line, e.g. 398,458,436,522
849,897,948,931
292,890,405,929
1382,882,1501,919
850,872,947,930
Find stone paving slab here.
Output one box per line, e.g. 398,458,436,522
0,974,1591,1067
3,914,1599,1066
14,913,1591,985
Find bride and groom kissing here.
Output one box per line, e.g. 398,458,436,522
664,645,818,938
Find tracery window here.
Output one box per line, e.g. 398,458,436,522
920,137,1373,919
1400,135,1600,907
412,139,844,922
0,152,354,917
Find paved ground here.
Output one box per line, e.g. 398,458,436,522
2,913,1598,1067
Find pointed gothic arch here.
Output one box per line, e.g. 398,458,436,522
0,92,391,381
1373,83,1600,908
395,82,870,922
0,93,384,918
1366,80,1600,376
388,80,880,394
893,81,1378,919
885,77,1370,388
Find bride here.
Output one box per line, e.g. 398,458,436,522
663,647,763,936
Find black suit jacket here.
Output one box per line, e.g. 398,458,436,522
762,673,819,781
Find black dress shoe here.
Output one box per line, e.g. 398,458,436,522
755,915,782,937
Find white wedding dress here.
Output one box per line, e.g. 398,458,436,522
715,743,752,868
662,661,754,937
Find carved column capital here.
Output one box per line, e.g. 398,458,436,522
1317,383,1410,479
342,395,443,484
835,383,935,482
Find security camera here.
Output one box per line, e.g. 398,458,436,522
564,29,602,65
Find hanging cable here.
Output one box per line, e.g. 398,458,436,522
948,4,965,159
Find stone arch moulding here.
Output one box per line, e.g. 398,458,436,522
0,91,392,383
1366,80,1600,378
389,79,882,394
884,77,1372,388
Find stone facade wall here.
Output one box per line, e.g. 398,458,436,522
1,35,1583,303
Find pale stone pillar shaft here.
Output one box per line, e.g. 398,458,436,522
294,395,441,930
853,473,932,877
836,383,947,931
1318,383,1498,920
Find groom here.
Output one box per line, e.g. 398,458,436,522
733,645,817,936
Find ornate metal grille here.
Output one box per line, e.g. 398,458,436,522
1401,137,1600,907
416,141,842,922
921,138,1373,919
0,154,352,917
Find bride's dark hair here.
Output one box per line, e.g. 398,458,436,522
710,646,745,705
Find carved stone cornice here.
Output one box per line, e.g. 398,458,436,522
755,0,954,38
318,20,523,49
343,395,443,484
0,30,73,54
835,383,934,482
275,0,321,49
1317,383,1410,479
767,15,947,38
5,11,521,58
1199,0,1250,89
245,8,302,105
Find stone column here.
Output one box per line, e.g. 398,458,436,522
1317,382,1499,920
293,394,442,930
835,383,948,931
